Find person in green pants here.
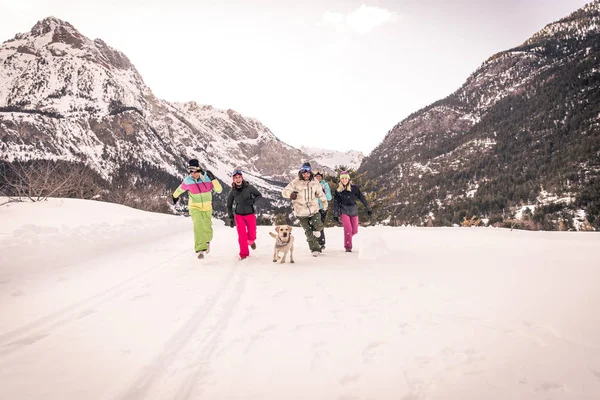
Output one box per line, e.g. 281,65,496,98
172,159,223,259
281,162,329,257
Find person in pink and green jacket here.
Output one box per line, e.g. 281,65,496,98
172,159,223,259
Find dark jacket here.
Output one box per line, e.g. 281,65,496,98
333,183,371,217
227,180,262,217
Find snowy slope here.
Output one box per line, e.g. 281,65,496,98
1,198,599,400
301,146,365,171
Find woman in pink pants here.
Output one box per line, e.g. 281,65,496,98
333,171,372,252
226,167,262,260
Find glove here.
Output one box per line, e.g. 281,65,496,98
367,209,373,216
229,218,235,228
290,191,298,200
206,170,216,181
172,196,179,205
333,216,339,223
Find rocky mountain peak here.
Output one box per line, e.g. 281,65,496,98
30,16,76,38
6,16,134,72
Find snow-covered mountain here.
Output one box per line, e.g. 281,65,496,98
359,1,600,229
0,17,327,211
300,146,364,172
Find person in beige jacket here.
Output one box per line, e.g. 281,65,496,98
282,162,328,256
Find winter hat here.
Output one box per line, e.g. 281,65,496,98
339,171,350,180
187,159,202,172
232,167,243,178
299,162,311,173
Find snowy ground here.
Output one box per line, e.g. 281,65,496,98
1,198,599,400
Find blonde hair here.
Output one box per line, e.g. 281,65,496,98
337,181,351,192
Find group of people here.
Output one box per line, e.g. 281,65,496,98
172,159,372,260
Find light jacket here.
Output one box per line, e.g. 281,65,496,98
317,180,332,210
282,177,328,217
173,173,223,212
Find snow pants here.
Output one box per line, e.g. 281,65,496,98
235,214,257,258
298,212,324,252
190,208,213,252
318,209,327,246
341,214,359,250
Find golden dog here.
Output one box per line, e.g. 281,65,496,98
269,225,295,263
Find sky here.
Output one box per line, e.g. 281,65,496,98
1,197,599,399
0,0,593,153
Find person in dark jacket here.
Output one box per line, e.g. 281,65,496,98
333,171,372,252
314,169,332,250
227,167,262,260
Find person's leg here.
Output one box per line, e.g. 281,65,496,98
311,212,324,232
350,215,359,236
318,209,327,245
235,214,249,258
299,216,321,252
246,214,257,248
340,214,353,250
190,209,210,252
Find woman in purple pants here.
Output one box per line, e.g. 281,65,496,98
333,171,372,252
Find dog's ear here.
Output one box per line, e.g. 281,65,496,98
288,226,292,232
275,226,280,232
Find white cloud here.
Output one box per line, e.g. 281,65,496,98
320,4,397,34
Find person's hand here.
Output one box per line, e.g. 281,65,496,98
290,191,298,200
206,170,216,181
333,216,339,223
367,209,373,216
172,196,179,205
229,218,235,228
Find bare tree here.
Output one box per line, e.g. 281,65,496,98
0,159,102,202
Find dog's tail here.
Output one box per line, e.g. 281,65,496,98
269,232,277,239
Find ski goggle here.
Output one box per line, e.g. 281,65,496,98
188,166,202,173
232,169,243,177
300,167,311,173
314,170,323,177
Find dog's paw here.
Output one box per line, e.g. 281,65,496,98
272,259,278,263
290,260,295,263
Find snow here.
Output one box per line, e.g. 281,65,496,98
1,197,600,400
300,146,365,171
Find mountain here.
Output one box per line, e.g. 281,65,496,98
300,146,364,172
0,17,326,216
359,1,600,230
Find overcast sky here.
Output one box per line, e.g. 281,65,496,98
0,0,591,154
